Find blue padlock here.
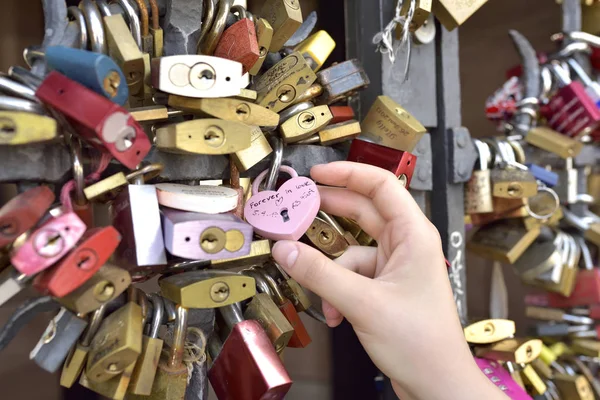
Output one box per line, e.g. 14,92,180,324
526,163,559,188
45,46,128,106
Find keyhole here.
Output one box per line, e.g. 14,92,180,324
77,256,90,268
318,228,334,245
280,209,290,222
276,84,296,103
235,104,250,120
204,126,225,147
483,323,495,336
506,183,523,197
103,71,121,97
0,118,16,141
525,346,532,359
297,111,316,129
302,114,315,124
198,69,214,81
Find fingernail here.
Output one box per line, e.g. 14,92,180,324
272,241,299,269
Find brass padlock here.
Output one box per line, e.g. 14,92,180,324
396,0,432,32
465,140,493,214
432,0,488,30
360,96,427,152
293,30,336,72
467,220,541,264
86,288,143,383
525,127,584,159
553,374,595,400
155,119,252,155
167,96,280,129
490,168,538,199
256,0,303,52
79,361,136,400
463,319,515,344
211,239,272,269
252,51,317,112
58,264,132,315
279,104,333,143
520,364,548,396
159,270,256,308
297,120,361,146
474,338,542,364
104,14,145,107
231,126,273,172
0,112,57,145
249,18,274,75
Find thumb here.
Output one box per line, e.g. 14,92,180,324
272,240,373,322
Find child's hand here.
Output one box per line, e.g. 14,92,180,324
272,162,506,400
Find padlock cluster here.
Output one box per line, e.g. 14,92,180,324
0,0,439,399
465,7,600,399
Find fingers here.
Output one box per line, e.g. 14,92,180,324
319,186,385,239
272,240,374,322
311,162,425,224
335,246,378,278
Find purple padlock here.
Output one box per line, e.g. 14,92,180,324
244,165,321,241
474,358,533,400
161,207,253,260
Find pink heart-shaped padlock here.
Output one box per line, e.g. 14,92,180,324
244,166,320,241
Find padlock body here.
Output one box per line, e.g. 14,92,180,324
549,269,600,308
0,112,57,145
465,169,494,214
209,320,292,400
214,19,260,72
33,226,121,297
347,138,417,187
162,208,253,260
128,336,164,396
112,185,167,280
0,186,54,248
315,59,369,105
11,211,86,276
542,82,600,139
279,300,312,348
36,71,151,169
244,293,294,353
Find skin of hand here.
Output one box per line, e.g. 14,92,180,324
272,162,507,400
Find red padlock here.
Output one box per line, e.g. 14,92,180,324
36,71,151,169
329,106,355,124
548,269,600,308
257,268,312,348
209,305,292,400
541,62,600,139
10,210,87,276
0,186,55,249
347,138,417,188
32,226,121,297
213,7,260,73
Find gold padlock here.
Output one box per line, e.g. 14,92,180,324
298,120,361,146
432,0,489,31
279,105,333,143
256,0,303,52
211,239,272,269
467,220,541,264
0,112,57,145
249,18,274,75
463,319,515,344
520,364,548,396
396,0,432,33
491,169,538,199
554,374,595,400
474,338,542,364
231,126,273,172
293,30,336,72
525,127,584,159
155,119,252,155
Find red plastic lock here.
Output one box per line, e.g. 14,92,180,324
329,106,355,124
548,269,600,308
214,19,260,73
347,138,417,188
36,71,151,169
0,186,55,249
33,226,121,297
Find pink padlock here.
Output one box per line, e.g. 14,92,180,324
10,210,86,276
245,166,320,241
474,358,532,400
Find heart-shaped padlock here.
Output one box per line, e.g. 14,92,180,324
244,166,320,241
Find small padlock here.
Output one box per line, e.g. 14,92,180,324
293,30,336,72
330,105,356,124
242,269,295,354
432,0,488,30
490,168,538,199
279,104,333,143
305,216,351,258
30,308,88,373
155,119,252,155
104,14,145,106
264,261,312,313
35,71,151,169
520,364,548,396
208,304,293,399
167,96,280,128
86,287,143,383
255,0,302,52
467,220,540,264
151,55,246,98
60,305,106,388
257,267,312,348
0,112,58,146
396,0,432,32
249,17,273,75
159,269,256,309
32,226,122,298
161,208,254,260
297,120,361,146
251,51,317,112
463,319,516,344
474,338,542,364
245,165,320,241
45,46,129,105
554,374,595,400
347,138,417,188
525,127,584,159
315,59,370,105
128,293,164,396
231,125,274,172
58,264,132,315
211,239,272,269
465,140,494,214
214,5,260,72
0,186,54,249
155,183,239,214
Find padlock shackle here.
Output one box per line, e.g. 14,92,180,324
81,304,107,347
148,294,164,339
95,0,112,18
242,269,272,295
207,333,223,360
67,6,88,50
254,267,288,306
219,303,244,330
252,165,299,195
80,0,108,55
169,305,189,368
198,0,217,51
